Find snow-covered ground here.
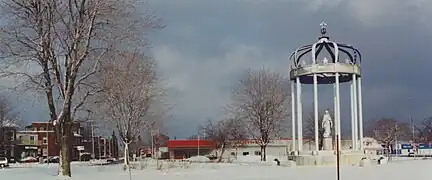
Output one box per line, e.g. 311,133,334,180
1,157,431,180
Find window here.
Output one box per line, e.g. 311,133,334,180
242,152,249,156
29,136,36,145
43,137,48,145
254,151,261,156
40,127,45,131
231,152,236,156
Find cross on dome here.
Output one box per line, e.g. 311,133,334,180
320,21,327,36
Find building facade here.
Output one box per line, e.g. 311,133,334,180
0,123,18,159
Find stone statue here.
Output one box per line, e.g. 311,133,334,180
322,110,333,138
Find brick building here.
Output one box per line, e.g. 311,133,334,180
9,121,119,161
16,122,83,159
0,122,18,159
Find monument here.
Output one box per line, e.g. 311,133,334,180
322,110,333,150
288,22,367,166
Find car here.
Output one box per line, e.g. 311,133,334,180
8,158,16,163
0,157,9,168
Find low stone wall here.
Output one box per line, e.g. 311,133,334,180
289,150,369,166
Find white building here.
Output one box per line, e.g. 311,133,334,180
211,137,381,161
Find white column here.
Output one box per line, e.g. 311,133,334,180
335,73,341,151
291,81,296,151
296,77,303,151
313,74,319,152
358,77,364,151
352,74,358,150
350,80,355,150
333,83,337,150
312,42,318,152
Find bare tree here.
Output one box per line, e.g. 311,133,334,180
229,68,290,161
414,117,432,142
200,118,246,162
368,118,410,151
96,50,163,169
0,0,163,176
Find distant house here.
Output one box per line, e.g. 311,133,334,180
0,122,18,159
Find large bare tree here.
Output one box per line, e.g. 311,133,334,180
200,118,247,162
0,0,162,176
367,118,410,151
97,50,164,168
229,68,291,161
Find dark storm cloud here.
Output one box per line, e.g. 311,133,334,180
9,0,432,138
150,0,432,138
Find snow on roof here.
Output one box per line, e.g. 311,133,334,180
1,121,19,128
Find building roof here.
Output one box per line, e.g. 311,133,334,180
167,140,215,149
1,121,18,128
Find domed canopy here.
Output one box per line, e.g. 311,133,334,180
290,22,362,68
289,22,362,84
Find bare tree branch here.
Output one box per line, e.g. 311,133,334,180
227,68,291,161
200,117,247,162
94,50,164,167
366,118,410,150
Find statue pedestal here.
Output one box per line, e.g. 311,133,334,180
288,150,368,166
323,137,333,150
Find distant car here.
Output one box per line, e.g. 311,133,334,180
206,155,217,160
44,156,60,163
8,158,16,163
0,157,9,168
21,156,38,163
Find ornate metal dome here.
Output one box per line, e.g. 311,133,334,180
289,22,362,84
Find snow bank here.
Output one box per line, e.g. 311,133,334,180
21,157,38,162
230,155,280,166
186,156,211,163
5,158,432,180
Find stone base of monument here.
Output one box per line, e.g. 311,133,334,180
323,137,333,150
288,150,369,166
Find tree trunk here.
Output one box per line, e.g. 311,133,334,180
218,146,225,163
59,134,71,176
124,143,130,168
260,146,267,161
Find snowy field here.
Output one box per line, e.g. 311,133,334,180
1,158,431,180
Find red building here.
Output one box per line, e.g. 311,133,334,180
167,140,216,159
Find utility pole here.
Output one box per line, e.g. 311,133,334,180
91,121,95,160
98,136,102,160
197,132,200,156
46,121,50,164
394,124,398,160
411,117,415,141
151,130,154,158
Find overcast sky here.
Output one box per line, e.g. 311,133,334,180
9,0,432,138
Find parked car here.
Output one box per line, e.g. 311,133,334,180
43,156,60,163
20,156,38,163
0,157,9,168
8,158,16,163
